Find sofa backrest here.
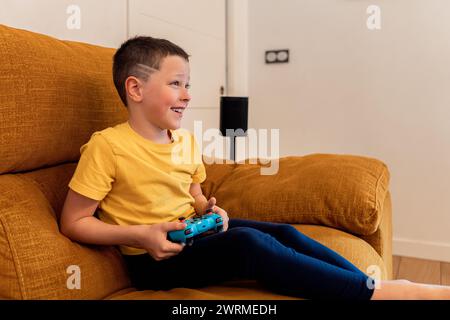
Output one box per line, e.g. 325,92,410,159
0,25,131,299
0,24,127,174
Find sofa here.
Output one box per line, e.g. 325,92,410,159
0,24,393,300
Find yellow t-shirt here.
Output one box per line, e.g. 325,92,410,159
68,121,207,255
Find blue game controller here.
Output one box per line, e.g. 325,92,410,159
167,210,224,246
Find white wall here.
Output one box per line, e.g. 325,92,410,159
226,0,249,97
246,0,450,262
0,0,127,48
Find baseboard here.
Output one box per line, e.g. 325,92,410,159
393,237,450,263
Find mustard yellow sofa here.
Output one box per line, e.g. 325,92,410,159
0,24,393,300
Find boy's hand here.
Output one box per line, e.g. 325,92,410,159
204,197,229,232
134,222,187,261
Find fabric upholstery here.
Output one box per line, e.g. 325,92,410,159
0,24,127,175
0,167,132,299
202,156,393,279
202,154,390,236
360,191,393,279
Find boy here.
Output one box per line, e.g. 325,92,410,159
60,36,229,263
61,36,437,299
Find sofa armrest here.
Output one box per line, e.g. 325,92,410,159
201,153,390,237
0,173,131,299
360,190,394,279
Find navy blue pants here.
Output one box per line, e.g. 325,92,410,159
122,218,375,300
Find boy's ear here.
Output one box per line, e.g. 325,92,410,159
125,76,144,104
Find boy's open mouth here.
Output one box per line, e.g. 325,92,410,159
170,106,185,115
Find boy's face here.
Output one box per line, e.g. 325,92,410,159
130,55,191,130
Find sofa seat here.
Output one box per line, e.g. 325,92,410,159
109,224,385,300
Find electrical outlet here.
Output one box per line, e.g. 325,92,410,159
265,49,289,64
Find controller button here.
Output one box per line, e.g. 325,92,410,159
216,217,222,223
185,229,192,235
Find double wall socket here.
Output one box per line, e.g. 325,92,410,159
265,49,289,64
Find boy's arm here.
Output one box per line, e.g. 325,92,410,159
60,189,187,260
60,188,143,248
189,183,210,215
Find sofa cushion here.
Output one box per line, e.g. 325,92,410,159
204,154,390,236
0,24,127,175
110,224,386,300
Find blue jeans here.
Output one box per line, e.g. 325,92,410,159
122,218,375,300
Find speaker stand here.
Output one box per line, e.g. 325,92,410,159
229,135,236,162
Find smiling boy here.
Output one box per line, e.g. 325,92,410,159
60,36,229,262
58,34,450,300
59,36,450,299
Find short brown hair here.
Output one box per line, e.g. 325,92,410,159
113,36,190,107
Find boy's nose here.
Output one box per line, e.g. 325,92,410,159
181,88,191,103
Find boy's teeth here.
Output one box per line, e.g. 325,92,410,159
171,107,183,114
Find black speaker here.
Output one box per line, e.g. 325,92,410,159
219,96,248,137
219,96,249,161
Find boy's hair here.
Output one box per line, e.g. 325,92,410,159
113,36,190,107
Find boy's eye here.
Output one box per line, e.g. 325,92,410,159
170,81,190,89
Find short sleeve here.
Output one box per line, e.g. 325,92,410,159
192,161,206,184
190,133,207,184
68,132,116,201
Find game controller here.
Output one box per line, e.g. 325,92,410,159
167,209,224,246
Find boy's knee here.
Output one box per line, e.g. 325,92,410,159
227,226,273,245
276,223,298,234
274,223,307,240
